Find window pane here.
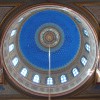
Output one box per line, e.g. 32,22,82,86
83,29,89,37
33,75,40,83
85,44,90,52
10,30,16,37
12,57,18,66
60,75,67,83
81,57,87,66
9,44,14,52
75,17,81,23
20,68,28,77
72,68,79,77
18,17,24,22
47,77,53,85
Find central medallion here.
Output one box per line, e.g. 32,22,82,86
39,27,60,48
35,23,64,52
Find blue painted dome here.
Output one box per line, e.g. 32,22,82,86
19,10,80,70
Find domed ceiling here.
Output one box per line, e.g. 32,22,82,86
19,9,80,70
1,4,98,97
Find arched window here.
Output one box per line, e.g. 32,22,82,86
47,77,53,85
10,30,16,37
18,17,24,23
75,17,81,23
33,75,40,83
81,57,87,66
9,44,14,52
60,75,67,83
20,68,28,77
85,43,90,52
83,29,89,37
72,68,79,77
12,57,18,67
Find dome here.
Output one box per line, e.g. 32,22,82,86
1,4,98,97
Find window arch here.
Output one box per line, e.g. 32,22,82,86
85,43,90,52
10,30,16,37
74,17,81,23
33,75,40,83
9,44,14,52
47,77,53,85
60,75,67,83
12,57,18,67
83,29,89,37
18,17,24,23
20,68,28,77
72,68,79,77
81,57,87,66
